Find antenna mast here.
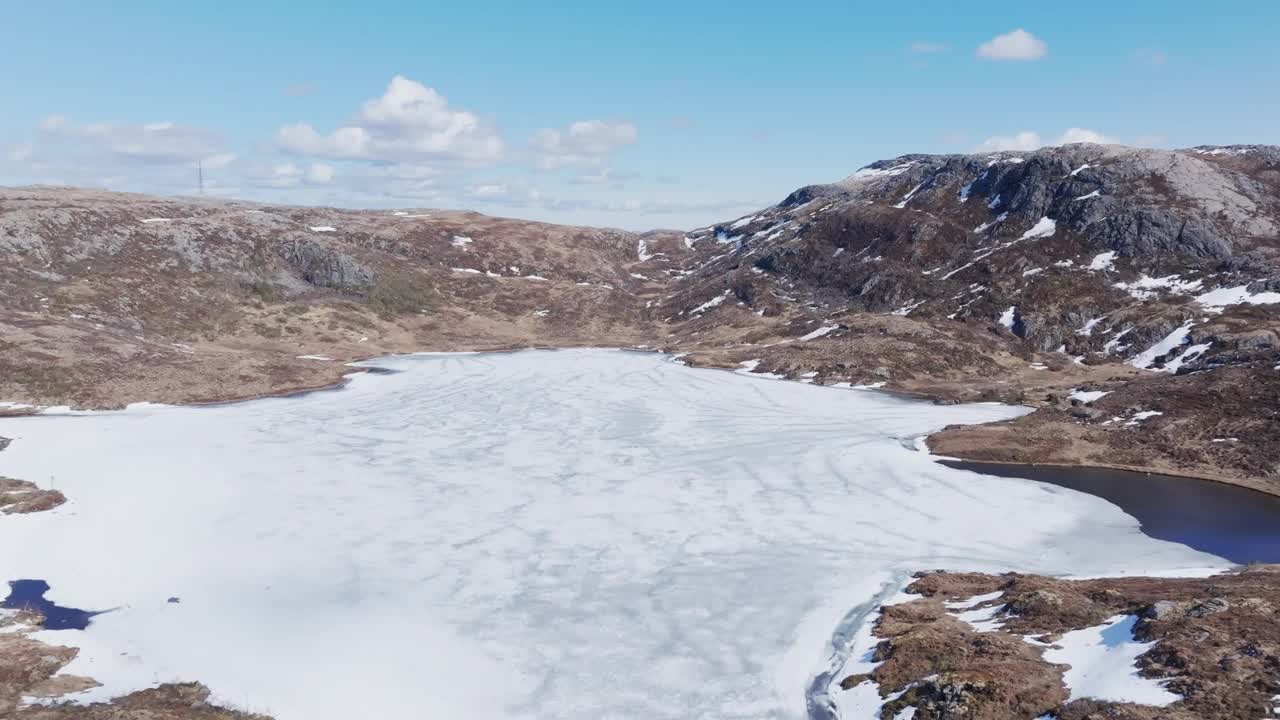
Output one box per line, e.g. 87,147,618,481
198,160,205,195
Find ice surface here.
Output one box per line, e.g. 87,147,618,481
0,350,1223,720
1043,615,1180,706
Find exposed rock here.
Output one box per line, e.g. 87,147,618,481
840,566,1280,720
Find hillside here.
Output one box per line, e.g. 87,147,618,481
1,142,1278,491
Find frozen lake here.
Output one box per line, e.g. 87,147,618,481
0,349,1222,719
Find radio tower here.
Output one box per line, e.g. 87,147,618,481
198,160,205,195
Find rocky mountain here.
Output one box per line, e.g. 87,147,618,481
1,142,1278,489
655,144,1280,490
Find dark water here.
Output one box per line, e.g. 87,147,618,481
945,462,1280,565
2,579,102,630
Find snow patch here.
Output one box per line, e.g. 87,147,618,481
1069,389,1110,404
893,182,926,209
1042,615,1180,706
1020,217,1056,240
998,306,1018,330
848,161,915,181
973,212,1008,234
309,226,336,233
1114,275,1203,301
1161,343,1211,373
798,325,841,341
1195,285,1280,309
690,291,731,314
1131,320,1194,370
1087,251,1116,271
1077,318,1104,336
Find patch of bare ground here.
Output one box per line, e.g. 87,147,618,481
0,477,65,515
850,566,1280,720
927,361,1280,495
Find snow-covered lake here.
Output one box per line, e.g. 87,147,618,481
0,349,1221,719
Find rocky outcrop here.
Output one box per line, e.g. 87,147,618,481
277,236,374,292
837,567,1280,720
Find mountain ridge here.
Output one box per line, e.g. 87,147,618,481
1,141,1277,492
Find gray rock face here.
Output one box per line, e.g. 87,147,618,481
1146,600,1182,620
679,142,1280,372
278,237,374,292
1186,597,1231,618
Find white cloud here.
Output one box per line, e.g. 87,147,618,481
1056,127,1117,145
909,41,948,54
974,131,1043,152
467,183,509,199
202,152,238,169
275,76,504,164
37,114,228,165
276,124,370,159
305,163,335,184
974,128,1117,152
529,120,637,170
977,29,1048,61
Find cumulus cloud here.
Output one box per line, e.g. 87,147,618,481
36,114,229,166
974,128,1117,152
275,76,504,164
529,120,637,170
973,131,1043,152
1056,127,1117,145
977,29,1048,61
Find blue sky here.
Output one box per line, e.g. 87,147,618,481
4,1,1277,229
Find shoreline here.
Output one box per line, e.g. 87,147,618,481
930,452,1280,500
2,343,1275,499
